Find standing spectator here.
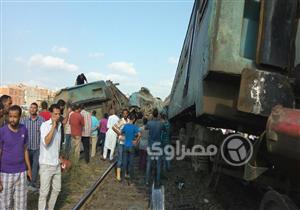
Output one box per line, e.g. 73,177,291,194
39,101,51,121
38,104,62,210
90,110,99,158
21,102,44,190
145,108,164,187
57,100,66,115
138,118,149,171
99,113,109,157
81,105,92,164
56,100,68,145
112,109,129,181
75,73,88,85
103,109,119,161
64,105,74,159
0,102,5,127
0,105,32,210
69,104,84,163
120,114,141,183
161,114,171,172
0,95,12,124
0,95,12,114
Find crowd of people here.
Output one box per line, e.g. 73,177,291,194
0,94,171,210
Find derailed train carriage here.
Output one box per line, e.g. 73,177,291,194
168,0,300,209
54,80,129,119
129,87,164,118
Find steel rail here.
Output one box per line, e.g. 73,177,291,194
72,161,117,210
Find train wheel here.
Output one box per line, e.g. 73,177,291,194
259,190,299,210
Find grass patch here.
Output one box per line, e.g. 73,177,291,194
28,156,109,210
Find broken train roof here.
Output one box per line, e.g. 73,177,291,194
54,80,128,106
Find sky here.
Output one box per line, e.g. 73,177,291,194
1,0,194,100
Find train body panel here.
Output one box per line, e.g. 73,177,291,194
169,0,299,134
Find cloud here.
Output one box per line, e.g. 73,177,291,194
28,54,78,72
168,57,179,65
89,52,104,59
149,78,173,100
86,72,106,81
86,70,171,98
86,71,142,95
14,57,26,63
52,46,69,54
107,62,137,75
86,72,128,83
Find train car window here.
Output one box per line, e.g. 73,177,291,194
240,0,260,60
183,0,208,97
196,0,208,29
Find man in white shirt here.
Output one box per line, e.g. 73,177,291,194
80,105,92,164
103,109,119,161
38,104,62,210
112,109,129,181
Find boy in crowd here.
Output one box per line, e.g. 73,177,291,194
0,105,32,210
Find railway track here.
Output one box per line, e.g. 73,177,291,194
70,155,261,210
72,161,117,210
71,158,150,210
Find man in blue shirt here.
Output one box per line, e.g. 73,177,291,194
145,108,164,187
90,110,99,158
21,102,44,190
121,113,141,183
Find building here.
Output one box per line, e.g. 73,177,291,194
0,84,25,105
20,84,56,106
0,83,56,106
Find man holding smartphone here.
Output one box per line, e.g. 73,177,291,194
38,104,62,210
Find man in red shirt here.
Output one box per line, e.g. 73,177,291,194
39,101,51,121
69,104,84,163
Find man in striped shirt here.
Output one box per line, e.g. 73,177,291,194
21,102,44,189
81,104,92,164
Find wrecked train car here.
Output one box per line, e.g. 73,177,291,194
54,80,129,119
129,87,164,118
169,0,300,134
169,0,300,209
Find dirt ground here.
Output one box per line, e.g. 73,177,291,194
83,157,149,210
164,159,262,210
28,153,262,210
83,156,262,210
28,155,111,210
